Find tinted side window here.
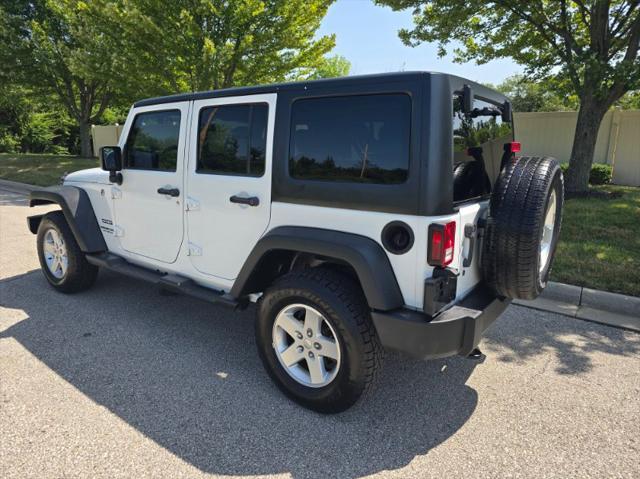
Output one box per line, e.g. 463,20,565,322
197,103,268,177
289,94,410,184
125,110,181,171
452,96,513,202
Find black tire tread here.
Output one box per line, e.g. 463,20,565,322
482,156,563,300
453,160,490,201
256,266,383,412
268,267,383,394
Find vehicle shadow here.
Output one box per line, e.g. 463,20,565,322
1,270,479,478
483,303,640,375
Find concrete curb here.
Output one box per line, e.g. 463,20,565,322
581,287,640,318
514,281,640,333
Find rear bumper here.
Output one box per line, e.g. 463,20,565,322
371,286,510,360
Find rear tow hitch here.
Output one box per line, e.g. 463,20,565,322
467,348,485,361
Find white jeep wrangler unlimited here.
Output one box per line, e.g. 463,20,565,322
28,72,563,413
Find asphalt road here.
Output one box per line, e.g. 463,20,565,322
1,186,639,479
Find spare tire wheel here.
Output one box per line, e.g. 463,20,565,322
482,156,564,300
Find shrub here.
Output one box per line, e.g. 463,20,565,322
560,163,569,175
0,87,75,154
589,163,613,185
559,162,612,185
0,129,20,153
21,112,63,153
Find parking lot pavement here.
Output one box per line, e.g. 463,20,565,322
1,187,639,479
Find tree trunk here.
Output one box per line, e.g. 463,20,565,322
565,97,607,193
78,118,92,158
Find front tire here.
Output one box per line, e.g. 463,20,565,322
36,211,99,293
256,267,382,413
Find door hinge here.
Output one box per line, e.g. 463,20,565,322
187,242,202,256
114,225,124,237
186,196,200,211
111,187,122,199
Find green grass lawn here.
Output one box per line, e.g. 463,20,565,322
0,153,98,187
551,185,640,297
1,153,638,296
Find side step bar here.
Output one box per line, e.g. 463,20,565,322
86,253,240,309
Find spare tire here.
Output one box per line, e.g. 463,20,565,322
482,156,564,300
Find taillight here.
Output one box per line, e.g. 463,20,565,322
428,222,456,267
509,141,521,153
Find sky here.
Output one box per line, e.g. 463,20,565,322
318,0,522,84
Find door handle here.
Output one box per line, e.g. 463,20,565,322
157,187,180,197
229,195,259,207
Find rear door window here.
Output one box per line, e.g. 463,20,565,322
289,94,411,184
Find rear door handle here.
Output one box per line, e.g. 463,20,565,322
229,195,259,207
157,187,180,197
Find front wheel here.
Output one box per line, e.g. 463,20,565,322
36,211,99,293
256,267,383,413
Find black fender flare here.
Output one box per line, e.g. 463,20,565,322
230,226,405,311
28,186,107,253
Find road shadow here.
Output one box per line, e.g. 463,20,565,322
1,269,480,478
483,304,640,375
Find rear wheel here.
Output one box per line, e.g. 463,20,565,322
482,156,564,300
256,267,382,413
36,211,99,293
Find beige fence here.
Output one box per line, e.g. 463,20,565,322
514,109,640,186
91,124,124,157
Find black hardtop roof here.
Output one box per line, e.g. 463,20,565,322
133,71,509,107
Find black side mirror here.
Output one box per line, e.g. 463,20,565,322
100,146,123,185
463,84,473,114
101,146,122,171
501,100,512,122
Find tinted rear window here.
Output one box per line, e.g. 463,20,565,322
289,94,411,184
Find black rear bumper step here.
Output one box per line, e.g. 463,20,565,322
86,253,239,309
371,286,510,360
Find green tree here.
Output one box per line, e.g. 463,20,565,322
105,0,337,94
1,0,124,157
0,83,78,154
1,0,338,156
375,0,640,193
494,74,639,111
494,75,578,112
617,89,640,108
302,55,351,80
